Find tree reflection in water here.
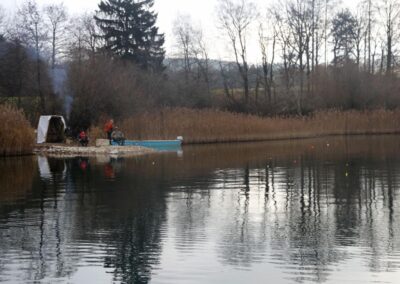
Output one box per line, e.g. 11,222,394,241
0,136,400,283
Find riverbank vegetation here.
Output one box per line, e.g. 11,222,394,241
115,108,400,144
1,0,400,148
0,105,35,156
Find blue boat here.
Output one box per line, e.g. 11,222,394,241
112,138,182,151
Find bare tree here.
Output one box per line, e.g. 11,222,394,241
82,14,100,55
66,16,86,64
191,27,211,94
67,13,99,63
270,0,328,113
173,15,194,82
173,15,211,93
285,0,309,114
270,4,296,100
323,0,339,67
311,0,325,69
15,0,48,112
364,0,374,72
258,19,276,104
218,60,236,104
379,0,400,75
217,0,258,105
353,8,367,67
44,3,68,70
0,5,4,36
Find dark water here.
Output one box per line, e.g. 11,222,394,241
1,136,400,283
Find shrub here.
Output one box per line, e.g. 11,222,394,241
0,104,35,156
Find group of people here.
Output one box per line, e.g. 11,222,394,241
77,119,118,147
105,119,126,146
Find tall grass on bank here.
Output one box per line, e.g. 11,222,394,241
0,105,35,156
116,108,400,144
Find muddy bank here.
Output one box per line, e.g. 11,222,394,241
34,144,155,157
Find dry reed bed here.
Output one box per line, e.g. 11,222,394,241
117,108,400,144
0,105,35,156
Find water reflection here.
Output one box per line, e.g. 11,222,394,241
0,156,36,204
0,136,400,283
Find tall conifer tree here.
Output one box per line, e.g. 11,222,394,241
95,0,165,71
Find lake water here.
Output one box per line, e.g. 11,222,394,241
1,136,400,283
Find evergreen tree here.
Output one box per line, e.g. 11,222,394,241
95,0,165,71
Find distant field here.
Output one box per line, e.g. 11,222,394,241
92,108,400,144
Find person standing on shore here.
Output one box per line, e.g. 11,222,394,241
104,119,114,145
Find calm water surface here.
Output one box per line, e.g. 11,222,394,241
1,136,400,283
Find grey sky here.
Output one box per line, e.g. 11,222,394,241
1,0,223,57
0,0,360,62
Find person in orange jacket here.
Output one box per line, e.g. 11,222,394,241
104,119,114,145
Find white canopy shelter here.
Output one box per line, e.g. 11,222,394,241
37,115,67,144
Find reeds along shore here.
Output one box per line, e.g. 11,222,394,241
2,106,400,157
113,108,400,144
0,105,35,156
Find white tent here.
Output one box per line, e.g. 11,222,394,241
37,115,67,144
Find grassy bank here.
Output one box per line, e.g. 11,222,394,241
0,105,35,156
109,108,400,144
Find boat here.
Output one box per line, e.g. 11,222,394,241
112,137,183,151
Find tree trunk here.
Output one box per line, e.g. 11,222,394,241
35,24,45,113
387,34,392,75
52,28,56,70
368,0,372,73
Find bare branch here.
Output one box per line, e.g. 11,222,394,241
216,0,258,104
44,3,68,68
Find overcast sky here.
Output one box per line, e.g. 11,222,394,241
0,0,359,62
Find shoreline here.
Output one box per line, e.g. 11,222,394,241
180,131,400,145
4,108,400,157
2,131,399,158
33,144,155,157
115,108,400,146
38,132,400,154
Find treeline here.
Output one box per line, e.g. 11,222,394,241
171,0,400,114
208,0,400,114
1,0,400,131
